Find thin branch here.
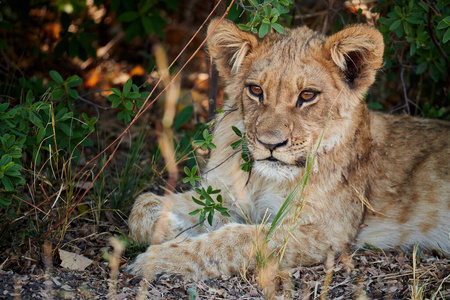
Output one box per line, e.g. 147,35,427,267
174,219,206,239
208,59,219,120
400,67,411,115
426,8,449,65
233,0,275,13
77,96,110,110
204,150,240,175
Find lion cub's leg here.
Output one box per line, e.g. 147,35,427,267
128,191,203,244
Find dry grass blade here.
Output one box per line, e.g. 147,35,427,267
108,237,125,300
411,244,424,300
155,43,180,193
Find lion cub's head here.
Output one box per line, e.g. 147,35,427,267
207,20,383,181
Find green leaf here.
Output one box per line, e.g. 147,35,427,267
192,197,206,206
230,140,242,150
389,19,401,31
238,24,251,31
123,79,132,96
0,155,12,166
405,17,421,25
37,127,46,143
199,213,205,224
118,11,140,22
1,176,13,191
367,102,383,110
189,209,202,216
0,103,8,112
409,41,416,56
58,111,73,121
202,129,209,140
271,23,284,34
58,122,73,136
67,88,79,99
123,100,134,111
191,165,198,175
417,2,428,12
207,211,214,226
0,196,12,207
52,88,65,100
248,0,258,8
50,70,64,84
394,6,402,17
126,92,141,99
174,106,193,131
416,62,427,74
231,126,242,137
141,16,153,34
437,17,450,30
111,88,121,96
184,166,190,176
26,90,34,103
141,2,153,14
443,28,450,43
66,75,83,87
259,22,270,38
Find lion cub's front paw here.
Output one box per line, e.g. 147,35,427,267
129,226,252,281
129,240,222,281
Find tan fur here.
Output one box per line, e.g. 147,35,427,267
128,19,450,282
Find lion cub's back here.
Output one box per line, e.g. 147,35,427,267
356,112,450,252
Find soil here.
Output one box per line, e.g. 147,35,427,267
1,236,449,299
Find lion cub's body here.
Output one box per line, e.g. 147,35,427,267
128,20,450,281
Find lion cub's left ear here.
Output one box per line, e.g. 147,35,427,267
324,25,384,93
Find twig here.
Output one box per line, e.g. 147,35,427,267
322,0,335,34
204,150,240,175
0,189,50,216
80,88,112,97
400,66,411,115
174,219,206,239
233,0,274,13
208,59,219,120
77,95,111,119
426,7,449,65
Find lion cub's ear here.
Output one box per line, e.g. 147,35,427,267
207,19,258,78
324,25,384,93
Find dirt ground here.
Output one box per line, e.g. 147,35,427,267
1,235,449,299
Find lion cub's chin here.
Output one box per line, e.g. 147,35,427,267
252,160,302,183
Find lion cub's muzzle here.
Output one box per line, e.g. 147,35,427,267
253,129,291,163
257,138,288,151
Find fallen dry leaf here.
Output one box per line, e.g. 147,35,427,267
59,249,93,271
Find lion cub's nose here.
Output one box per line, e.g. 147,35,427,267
257,138,288,151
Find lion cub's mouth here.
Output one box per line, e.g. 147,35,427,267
257,156,306,168
265,156,279,162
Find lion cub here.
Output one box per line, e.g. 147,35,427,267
128,19,450,281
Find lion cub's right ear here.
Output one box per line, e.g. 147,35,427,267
207,19,259,78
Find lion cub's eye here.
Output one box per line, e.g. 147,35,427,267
296,91,318,107
248,85,263,101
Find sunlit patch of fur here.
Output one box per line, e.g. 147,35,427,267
252,160,301,182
